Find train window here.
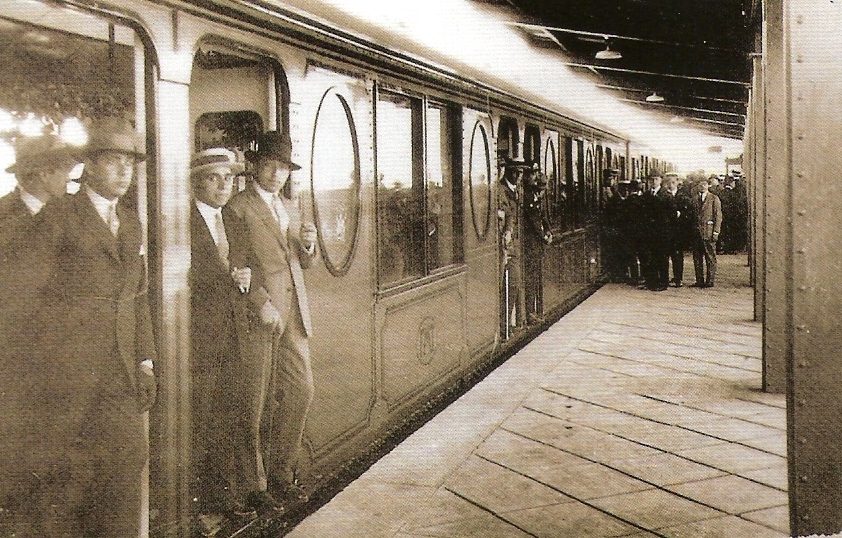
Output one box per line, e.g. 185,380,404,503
524,124,540,166
194,111,263,153
565,137,584,231
468,120,492,240
543,131,564,231
425,102,461,270
312,88,361,276
497,117,519,161
377,92,425,285
585,146,596,221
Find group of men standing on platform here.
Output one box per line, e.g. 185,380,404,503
602,169,746,291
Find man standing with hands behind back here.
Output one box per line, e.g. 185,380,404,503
224,131,317,515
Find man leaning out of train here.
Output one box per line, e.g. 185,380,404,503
223,131,317,515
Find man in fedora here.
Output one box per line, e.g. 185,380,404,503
223,131,317,514
498,156,530,335
0,116,157,537
0,132,78,249
188,147,256,530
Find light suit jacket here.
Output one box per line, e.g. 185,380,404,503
693,192,722,241
223,183,315,336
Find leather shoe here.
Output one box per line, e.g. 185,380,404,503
673,281,683,288
689,282,705,288
245,490,284,516
280,480,309,507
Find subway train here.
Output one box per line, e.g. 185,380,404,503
0,1,674,536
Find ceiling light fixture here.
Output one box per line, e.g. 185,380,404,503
595,43,622,60
645,92,665,103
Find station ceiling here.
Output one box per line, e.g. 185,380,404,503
487,0,758,140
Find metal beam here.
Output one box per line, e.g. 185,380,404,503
565,62,752,87
509,21,737,52
617,98,746,119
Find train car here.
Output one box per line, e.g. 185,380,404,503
0,1,667,536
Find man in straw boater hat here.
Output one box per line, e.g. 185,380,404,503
0,116,157,537
188,147,258,532
223,131,317,515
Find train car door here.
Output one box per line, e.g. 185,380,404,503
496,116,522,339
463,109,498,354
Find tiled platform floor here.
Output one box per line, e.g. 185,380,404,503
287,256,789,538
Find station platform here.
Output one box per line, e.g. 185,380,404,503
287,256,789,538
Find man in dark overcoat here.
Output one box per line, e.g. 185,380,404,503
0,116,157,537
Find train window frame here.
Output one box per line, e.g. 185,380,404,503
523,124,541,166
310,85,362,277
468,118,492,241
374,88,464,291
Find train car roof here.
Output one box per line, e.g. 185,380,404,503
266,0,747,172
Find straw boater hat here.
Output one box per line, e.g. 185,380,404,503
83,116,147,161
190,147,245,177
245,131,301,171
5,132,79,174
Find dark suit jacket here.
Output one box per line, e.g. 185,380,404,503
0,189,35,256
223,183,315,336
190,203,238,367
0,190,156,501
693,192,723,241
2,190,156,404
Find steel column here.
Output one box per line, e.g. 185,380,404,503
784,1,842,534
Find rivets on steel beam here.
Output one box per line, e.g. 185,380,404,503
800,514,810,522
799,437,808,444
797,248,806,254
797,209,806,216
796,172,804,178
797,399,806,406
800,475,808,482
796,14,804,24
798,285,807,291
797,324,806,331
798,361,808,368
797,134,804,140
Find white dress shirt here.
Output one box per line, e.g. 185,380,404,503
18,186,45,216
85,185,119,235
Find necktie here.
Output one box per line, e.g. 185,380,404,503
272,196,289,237
108,203,119,236
214,211,229,267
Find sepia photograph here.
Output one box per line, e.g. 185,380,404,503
0,1,835,537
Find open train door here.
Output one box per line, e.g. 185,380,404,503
496,117,522,340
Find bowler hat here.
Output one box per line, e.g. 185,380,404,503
6,133,79,174
190,147,245,177
84,116,146,161
246,131,301,171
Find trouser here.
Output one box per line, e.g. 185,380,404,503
233,304,314,494
670,245,684,284
26,369,147,538
692,235,718,285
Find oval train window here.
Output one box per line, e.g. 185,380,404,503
311,87,361,276
468,121,492,240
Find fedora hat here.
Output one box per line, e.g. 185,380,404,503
504,156,531,169
5,132,79,174
84,116,146,161
190,147,245,177
246,131,300,171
